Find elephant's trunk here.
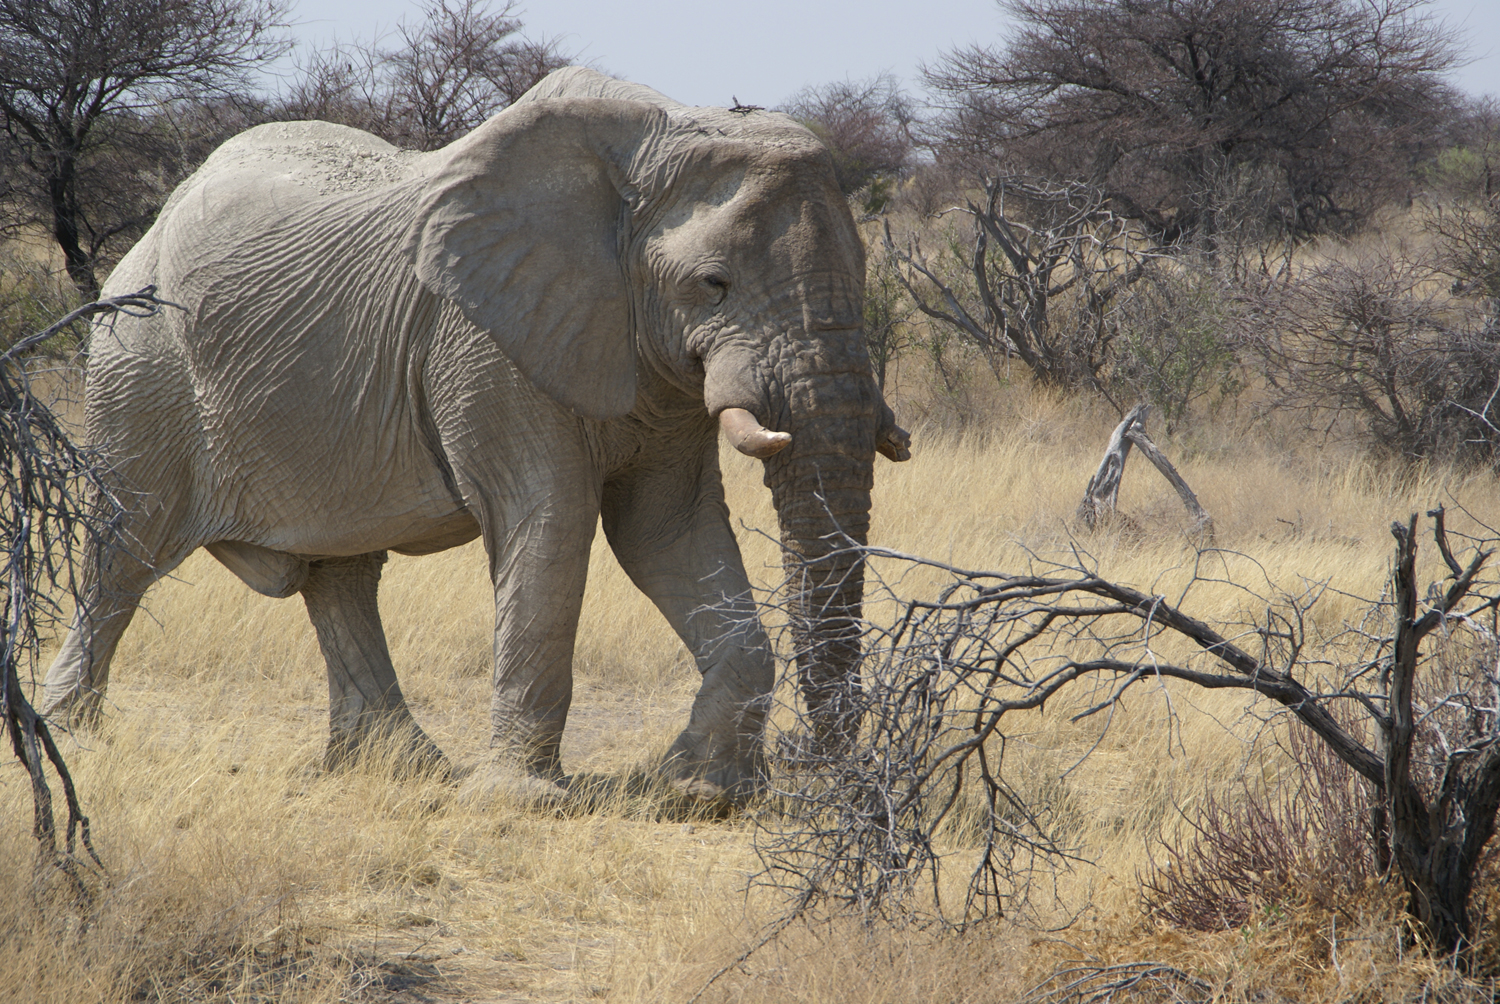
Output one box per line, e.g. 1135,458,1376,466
766,404,873,747
705,325,879,747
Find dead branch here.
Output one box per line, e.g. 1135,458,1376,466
1078,403,1213,537
1123,426,1213,537
1016,962,1213,1004
1077,403,1145,528
2,285,176,891
748,507,1500,961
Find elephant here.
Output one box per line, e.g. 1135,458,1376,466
39,67,910,804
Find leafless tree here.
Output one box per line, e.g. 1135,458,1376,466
277,40,387,137
0,0,291,296
749,507,1500,966
1250,244,1500,468
280,0,571,152
924,0,1463,244
884,175,1163,392
780,74,915,208
1425,97,1500,201
1430,194,1500,320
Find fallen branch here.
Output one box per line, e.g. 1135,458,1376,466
1016,961,1213,1004
1078,403,1213,537
748,507,1500,962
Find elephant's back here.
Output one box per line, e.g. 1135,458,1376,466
157,120,422,226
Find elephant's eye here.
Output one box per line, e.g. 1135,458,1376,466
698,274,730,305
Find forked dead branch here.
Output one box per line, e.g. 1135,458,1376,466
1076,402,1213,536
751,508,1500,965
1,286,174,889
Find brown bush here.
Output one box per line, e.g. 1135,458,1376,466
1141,724,1379,932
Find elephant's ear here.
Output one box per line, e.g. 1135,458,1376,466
406,97,663,420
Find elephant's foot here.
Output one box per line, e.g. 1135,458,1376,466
324,715,451,779
663,666,768,805
661,724,765,806
456,754,571,810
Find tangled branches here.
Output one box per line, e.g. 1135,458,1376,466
1016,962,1213,1004
752,509,1500,963
884,175,1165,392
2,285,173,888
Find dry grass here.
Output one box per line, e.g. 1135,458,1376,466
6,376,1500,1003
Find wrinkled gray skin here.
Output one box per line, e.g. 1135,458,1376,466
39,68,909,803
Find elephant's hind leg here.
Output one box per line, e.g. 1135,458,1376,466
43,594,143,729
300,552,448,776
41,534,196,728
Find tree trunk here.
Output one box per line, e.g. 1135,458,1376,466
1077,403,1146,528
1380,514,1500,967
48,161,98,299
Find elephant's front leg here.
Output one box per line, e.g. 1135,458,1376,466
301,552,448,774
483,490,599,789
602,455,774,803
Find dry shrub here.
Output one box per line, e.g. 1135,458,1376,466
1142,724,1378,933
1250,249,1500,469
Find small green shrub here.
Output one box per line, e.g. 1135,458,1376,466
1110,266,1244,430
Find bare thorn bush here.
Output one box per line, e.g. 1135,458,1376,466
885,175,1164,394
1250,246,1500,469
748,505,1500,966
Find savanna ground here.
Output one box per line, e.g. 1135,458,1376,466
6,225,1500,1003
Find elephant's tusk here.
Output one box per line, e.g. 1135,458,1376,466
719,408,792,459
877,424,912,462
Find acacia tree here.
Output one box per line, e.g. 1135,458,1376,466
925,0,1462,244
281,0,570,152
0,0,290,297
780,74,915,210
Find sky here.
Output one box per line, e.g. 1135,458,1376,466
274,0,1500,109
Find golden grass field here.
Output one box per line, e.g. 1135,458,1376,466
5,370,1500,1002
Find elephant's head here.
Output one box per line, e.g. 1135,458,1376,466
405,67,910,741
